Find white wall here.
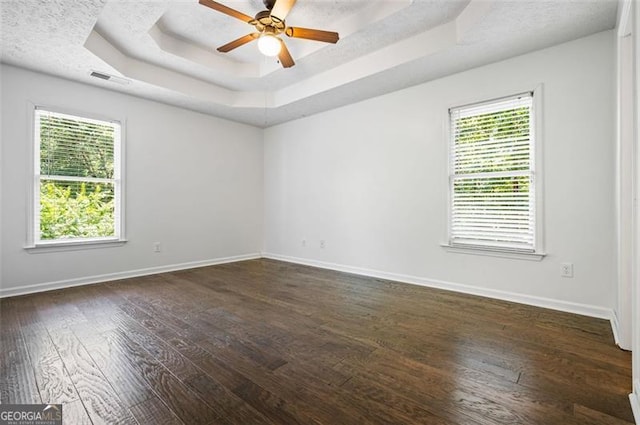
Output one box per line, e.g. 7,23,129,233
631,0,640,419
0,65,264,295
2,33,616,317
616,0,634,350
264,31,616,316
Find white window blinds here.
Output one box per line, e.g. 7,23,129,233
34,108,121,243
449,92,535,252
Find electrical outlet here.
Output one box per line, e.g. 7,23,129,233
320,240,326,249
561,262,573,278
153,242,161,253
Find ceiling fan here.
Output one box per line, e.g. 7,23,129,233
199,0,339,68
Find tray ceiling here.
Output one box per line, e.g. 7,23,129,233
1,0,618,127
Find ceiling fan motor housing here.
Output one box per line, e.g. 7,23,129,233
251,10,285,34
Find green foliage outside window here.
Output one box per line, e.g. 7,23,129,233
453,106,530,195
38,112,117,241
40,182,115,240
450,95,534,249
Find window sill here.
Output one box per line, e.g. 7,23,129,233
440,243,546,261
25,238,127,254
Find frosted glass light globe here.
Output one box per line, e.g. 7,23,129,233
258,34,281,57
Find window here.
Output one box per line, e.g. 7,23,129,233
31,108,123,247
448,92,537,253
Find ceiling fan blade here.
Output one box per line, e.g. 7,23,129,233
278,39,295,68
199,0,254,23
217,33,260,53
270,0,296,20
285,27,339,44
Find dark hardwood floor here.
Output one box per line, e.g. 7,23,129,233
0,259,634,424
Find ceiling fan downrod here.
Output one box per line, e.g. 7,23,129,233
263,0,276,10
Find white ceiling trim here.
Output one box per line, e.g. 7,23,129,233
616,0,631,37
86,0,492,110
275,21,458,106
85,30,262,106
1,0,617,127
149,24,260,78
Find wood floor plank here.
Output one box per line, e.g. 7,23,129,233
573,403,635,425
1,259,633,425
117,299,328,424
340,373,469,425
47,327,138,425
183,373,273,425
126,312,322,425
79,329,156,408
0,298,41,405
518,371,635,422
100,329,219,425
21,323,78,404
0,327,42,404
337,346,581,425
129,396,183,425
119,309,275,425
62,399,93,425
105,300,275,424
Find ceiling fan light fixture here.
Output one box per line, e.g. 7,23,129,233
200,0,340,68
257,34,281,56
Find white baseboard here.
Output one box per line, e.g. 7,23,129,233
0,253,261,298
1,251,615,323
610,308,633,351
630,391,640,425
262,252,613,320
611,309,621,346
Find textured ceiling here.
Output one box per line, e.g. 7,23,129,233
1,0,618,128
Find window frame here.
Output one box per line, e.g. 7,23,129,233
25,103,126,252
443,87,545,260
